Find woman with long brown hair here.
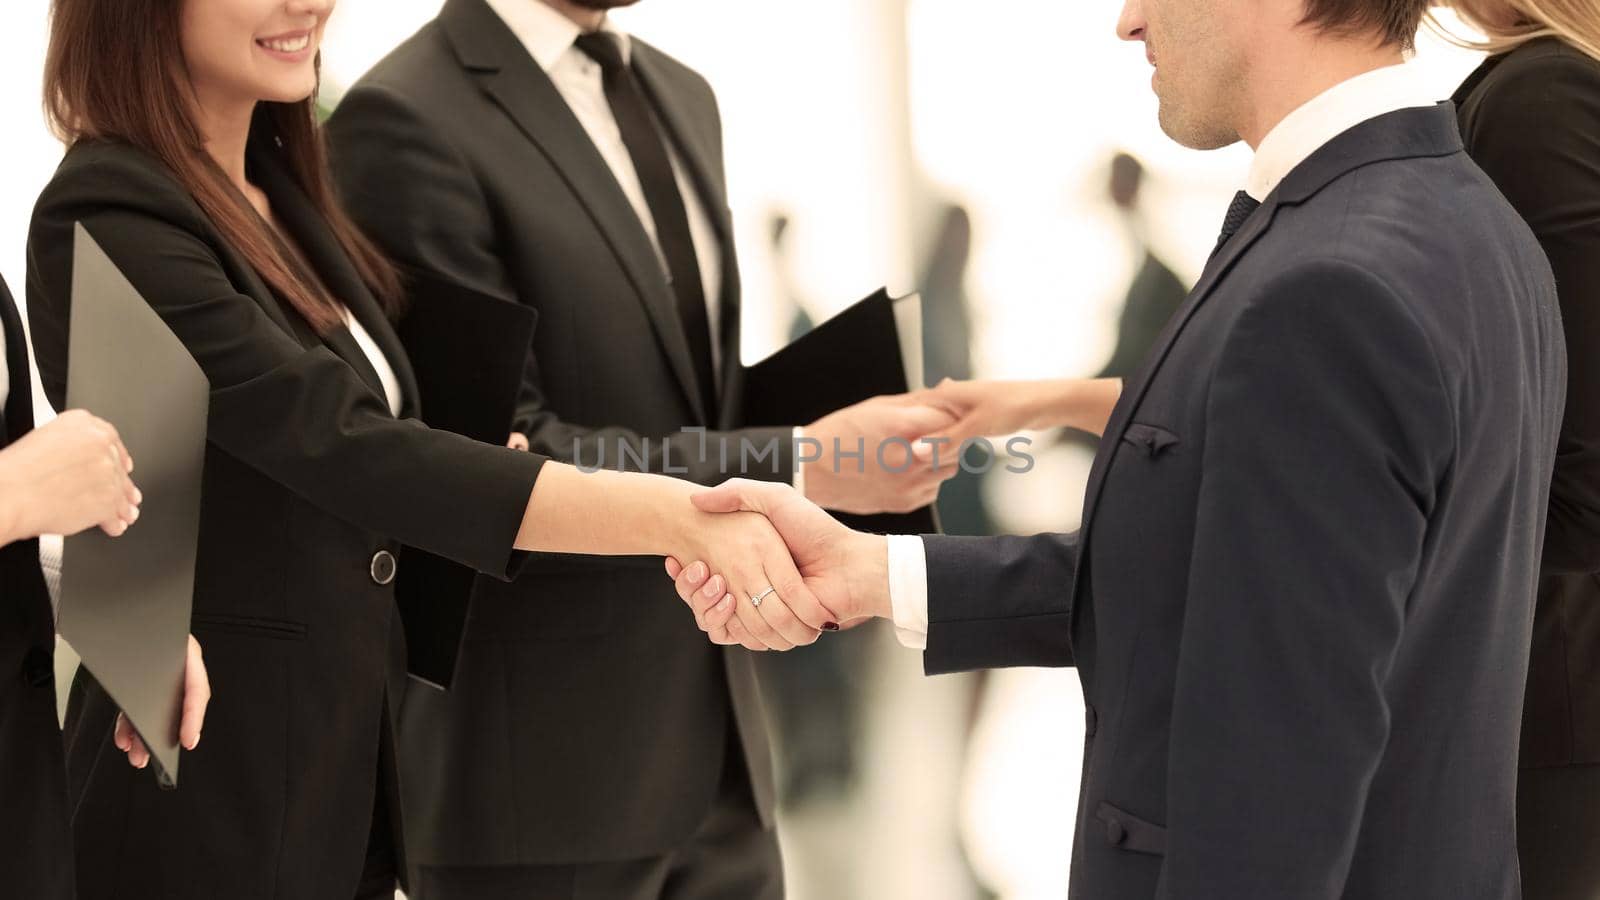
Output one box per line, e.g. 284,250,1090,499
27,1,850,898
1440,2,1600,898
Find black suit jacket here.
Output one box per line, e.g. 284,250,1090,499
0,278,74,900
326,0,784,865
1455,38,1600,771
920,104,1565,899
26,127,546,900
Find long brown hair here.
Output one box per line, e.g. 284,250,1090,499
43,0,401,332
1431,0,1600,64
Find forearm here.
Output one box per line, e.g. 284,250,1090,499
515,462,699,557
1036,378,1122,437
528,417,795,486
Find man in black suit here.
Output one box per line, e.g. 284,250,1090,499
326,1,947,896
0,277,153,900
670,0,1569,896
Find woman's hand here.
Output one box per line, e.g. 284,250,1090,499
910,377,1125,458
114,634,209,769
0,409,140,544
667,508,842,652
666,480,890,651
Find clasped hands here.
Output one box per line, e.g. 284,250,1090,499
662,376,1120,650
664,477,889,650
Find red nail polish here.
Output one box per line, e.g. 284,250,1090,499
823,622,840,632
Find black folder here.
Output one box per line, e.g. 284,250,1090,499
741,288,940,536
60,224,209,788
393,272,537,689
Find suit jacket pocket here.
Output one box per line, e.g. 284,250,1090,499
191,613,308,641
1096,801,1167,856
1120,423,1181,458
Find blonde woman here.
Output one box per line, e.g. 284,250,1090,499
1443,2,1600,898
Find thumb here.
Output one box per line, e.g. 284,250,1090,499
690,478,767,515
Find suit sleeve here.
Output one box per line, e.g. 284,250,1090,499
921,531,1078,674
1155,260,1454,899
1464,52,1600,575
25,150,545,579
326,84,794,487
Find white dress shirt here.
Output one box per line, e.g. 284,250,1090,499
484,0,725,376
886,63,1441,650
343,306,403,417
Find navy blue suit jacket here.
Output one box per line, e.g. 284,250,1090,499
922,104,1566,899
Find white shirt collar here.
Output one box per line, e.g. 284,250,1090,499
483,0,632,73
1246,63,1439,201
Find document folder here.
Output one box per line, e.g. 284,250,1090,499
393,272,537,689
741,288,940,536
60,224,208,788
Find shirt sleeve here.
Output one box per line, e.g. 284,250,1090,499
886,534,930,649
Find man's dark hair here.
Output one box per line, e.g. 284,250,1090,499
1301,0,1430,48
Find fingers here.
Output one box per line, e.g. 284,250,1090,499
689,479,760,515
748,578,823,647
114,713,150,770
891,403,962,438
759,548,839,632
664,557,683,580
672,562,738,644
690,478,797,517
672,559,836,652
721,610,767,652
729,580,795,651
180,635,210,751
506,433,530,451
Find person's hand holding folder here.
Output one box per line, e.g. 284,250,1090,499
113,634,209,770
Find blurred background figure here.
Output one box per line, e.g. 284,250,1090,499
1094,153,1187,383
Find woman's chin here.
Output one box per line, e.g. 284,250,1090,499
258,80,318,106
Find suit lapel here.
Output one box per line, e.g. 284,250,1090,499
1077,199,1279,547
249,143,421,419
439,0,708,423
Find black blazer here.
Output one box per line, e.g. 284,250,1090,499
326,0,784,864
26,127,546,900
0,277,75,900
1455,38,1600,771
918,105,1565,898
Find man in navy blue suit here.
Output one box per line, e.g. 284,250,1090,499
668,0,1569,896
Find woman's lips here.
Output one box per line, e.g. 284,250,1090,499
256,30,313,58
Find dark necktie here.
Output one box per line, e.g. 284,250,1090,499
575,31,717,418
1214,190,1261,255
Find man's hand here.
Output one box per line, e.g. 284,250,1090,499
664,479,891,649
0,409,140,544
114,634,210,769
802,396,958,514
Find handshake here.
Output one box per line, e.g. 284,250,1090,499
654,375,1120,650
663,476,890,651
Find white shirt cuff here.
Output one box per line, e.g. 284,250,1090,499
792,426,805,493
886,534,929,650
